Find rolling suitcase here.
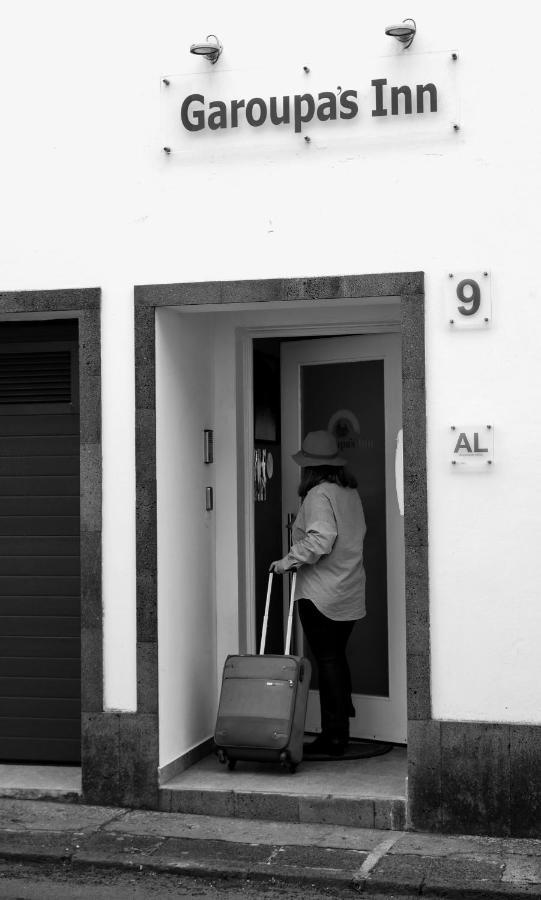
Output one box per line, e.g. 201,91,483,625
214,571,311,773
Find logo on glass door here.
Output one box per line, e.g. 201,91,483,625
328,409,361,451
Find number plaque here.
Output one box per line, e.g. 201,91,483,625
446,270,492,328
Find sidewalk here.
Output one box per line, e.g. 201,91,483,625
1,798,541,897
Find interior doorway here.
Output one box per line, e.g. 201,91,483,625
252,331,406,745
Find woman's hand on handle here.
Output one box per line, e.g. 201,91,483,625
269,559,287,575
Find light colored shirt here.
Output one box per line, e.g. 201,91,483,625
281,482,367,621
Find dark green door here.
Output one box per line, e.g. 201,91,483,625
0,320,80,762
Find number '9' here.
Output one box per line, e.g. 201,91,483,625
457,279,481,316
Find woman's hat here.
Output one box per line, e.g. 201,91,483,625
292,430,346,467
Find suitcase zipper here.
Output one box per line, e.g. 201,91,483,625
224,676,295,687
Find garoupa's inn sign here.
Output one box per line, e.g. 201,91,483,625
179,78,437,134
161,51,458,154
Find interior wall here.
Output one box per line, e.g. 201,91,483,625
156,308,216,767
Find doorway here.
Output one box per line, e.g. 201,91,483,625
252,331,406,745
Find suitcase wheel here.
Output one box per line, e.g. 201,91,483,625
217,749,227,765
227,759,237,771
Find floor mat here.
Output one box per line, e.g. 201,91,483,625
303,736,394,761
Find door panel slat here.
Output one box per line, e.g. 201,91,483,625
0,537,80,555
0,637,80,657
0,737,80,762
0,597,80,616
0,457,79,477
0,436,79,456
0,499,79,516
0,515,79,533
0,677,80,698
0,659,80,678
0,476,80,496
0,576,80,595
0,616,80,637
0,699,80,718
0,558,80,576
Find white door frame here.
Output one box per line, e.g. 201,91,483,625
280,333,405,742
237,314,401,656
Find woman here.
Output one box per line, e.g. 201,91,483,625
270,430,367,757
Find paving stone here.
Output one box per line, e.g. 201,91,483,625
273,844,366,871
0,830,78,861
106,809,383,850
424,854,506,888
393,831,507,858
0,799,120,832
363,852,425,893
498,838,541,858
503,856,541,884
249,862,354,888
74,831,164,865
159,836,272,865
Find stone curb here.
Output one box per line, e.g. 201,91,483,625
0,835,540,897
354,876,541,898
70,853,356,890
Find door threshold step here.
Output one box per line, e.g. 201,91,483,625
160,785,406,829
159,748,407,830
0,765,82,803
0,787,81,802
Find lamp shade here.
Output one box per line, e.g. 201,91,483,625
189,34,222,63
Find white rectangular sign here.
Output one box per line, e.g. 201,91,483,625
446,271,492,329
160,51,459,156
450,425,494,469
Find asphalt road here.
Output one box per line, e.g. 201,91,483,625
0,860,414,899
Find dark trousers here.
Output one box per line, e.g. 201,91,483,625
298,598,356,742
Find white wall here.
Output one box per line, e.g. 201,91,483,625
2,1,541,724
156,309,216,766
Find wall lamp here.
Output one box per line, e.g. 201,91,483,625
189,34,223,64
385,18,416,49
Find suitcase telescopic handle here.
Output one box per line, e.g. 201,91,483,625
259,570,297,656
